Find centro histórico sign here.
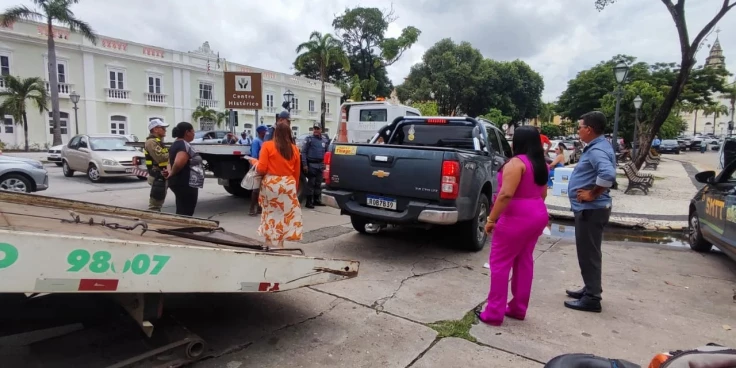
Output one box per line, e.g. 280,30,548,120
224,71,263,109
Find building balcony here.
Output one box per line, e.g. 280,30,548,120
265,106,277,113
198,99,218,108
104,88,131,103
308,111,318,117
45,81,73,98
292,109,302,116
145,92,167,106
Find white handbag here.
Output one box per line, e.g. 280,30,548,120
241,163,262,190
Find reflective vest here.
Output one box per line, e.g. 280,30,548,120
142,137,168,176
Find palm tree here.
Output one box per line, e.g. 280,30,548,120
723,84,736,129
682,102,706,135
216,110,228,128
295,31,350,129
0,75,49,151
1,0,97,146
703,104,729,134
191,105,217,129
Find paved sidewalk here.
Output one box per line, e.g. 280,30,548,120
546,158,695,230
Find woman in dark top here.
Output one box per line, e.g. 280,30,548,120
165,122,200,216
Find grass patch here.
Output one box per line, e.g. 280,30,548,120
426,309,478,343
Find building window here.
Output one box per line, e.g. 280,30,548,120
48,112,69,135
292,98,300,111
56,62,66,83
1,55,10,76
308,100,315,112
199,82,213,100
326,103,330,114
266,94,274,107
244,123,253,135
2,116,13,133
292,126,299,137
199,119,214,131
110,115,127,135
147,74,162,94
108,69,125,90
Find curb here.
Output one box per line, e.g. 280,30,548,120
548,211,687,232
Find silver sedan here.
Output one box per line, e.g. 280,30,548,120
0,155,49,193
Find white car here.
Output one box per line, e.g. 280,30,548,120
47,144,64,166
548,140,573,164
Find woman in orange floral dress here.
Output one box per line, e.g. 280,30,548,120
250,122,303,248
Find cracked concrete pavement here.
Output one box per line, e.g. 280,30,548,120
7,164,736,367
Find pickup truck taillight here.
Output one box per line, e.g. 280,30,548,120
440,160,460,199
323,151,332,185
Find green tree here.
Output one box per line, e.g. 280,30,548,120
0,75,49,151
596,0,736,167
723,84,736,124
539,102,557,124
191,106,217,128
410,100,438,116
1,0,97,146
332,6,420,100
397,39,544,121
295,32,351,129
540,124,562,138
703,103,729,133
478,108,511,128
681,101,707,136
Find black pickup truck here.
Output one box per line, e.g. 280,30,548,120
320,116,512,251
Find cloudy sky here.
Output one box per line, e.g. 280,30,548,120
3,0,736,101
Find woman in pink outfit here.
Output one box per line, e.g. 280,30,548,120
476,126,550,326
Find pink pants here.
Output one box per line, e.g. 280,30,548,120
479,217,541,325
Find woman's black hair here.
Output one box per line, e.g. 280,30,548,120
172,121,194,138
511,125,548,186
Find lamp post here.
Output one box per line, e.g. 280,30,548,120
633,95,642,158
611,62,629,156
283,89,294,112
260,116,264,126
69,90,80,135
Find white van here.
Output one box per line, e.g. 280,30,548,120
338,101,421,143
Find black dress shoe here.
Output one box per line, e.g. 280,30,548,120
566,288,586,299
564,297,602,313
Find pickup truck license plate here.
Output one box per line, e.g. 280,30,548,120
366,195,397,210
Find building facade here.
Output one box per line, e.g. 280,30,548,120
0,20,342,149
680,35,734,136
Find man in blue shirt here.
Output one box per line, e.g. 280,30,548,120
564,111,617,313
248,125,268,216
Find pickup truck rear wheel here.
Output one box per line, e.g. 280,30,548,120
350,216,370,234
457,194,489,251
225,179,252,197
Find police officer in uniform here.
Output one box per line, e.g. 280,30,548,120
301,123,329,208
143,119,170,211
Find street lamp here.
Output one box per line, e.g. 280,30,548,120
611,62,629,155
69,90,80,135
283,89,294,112
260,116,264,125
633,95,642,157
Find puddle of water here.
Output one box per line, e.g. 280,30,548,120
547,220,689,248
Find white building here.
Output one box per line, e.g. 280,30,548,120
0,20,342,149
680,35,734,136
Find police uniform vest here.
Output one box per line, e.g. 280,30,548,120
143,137,169,176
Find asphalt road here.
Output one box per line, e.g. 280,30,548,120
1,162,734,368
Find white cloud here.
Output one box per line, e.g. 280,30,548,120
2,0,735,101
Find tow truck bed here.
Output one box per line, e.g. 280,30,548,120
0,191,358,294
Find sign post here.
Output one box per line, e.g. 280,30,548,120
224,72,263,134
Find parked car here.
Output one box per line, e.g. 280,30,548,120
321,116,511,251
548,140,573,164
563,140,583,163
61,134,145,183
688,159,736,262
657,139,681,154
47,145,64,166
192,130,230,144
0,155,49,193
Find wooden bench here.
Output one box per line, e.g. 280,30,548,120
622,162,654,195
644,153,660,170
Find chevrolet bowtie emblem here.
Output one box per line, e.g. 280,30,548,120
372,170,390,178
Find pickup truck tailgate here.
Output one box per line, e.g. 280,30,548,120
330,145,443,201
